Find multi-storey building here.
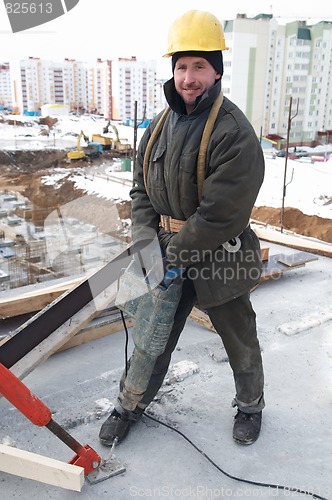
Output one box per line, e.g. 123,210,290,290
19,58,53,113
223,14,273,136
0,63,12,109
16,57,113,117
222,13,332,144
111,57,157,123
1,14,331,144
3,56,156,122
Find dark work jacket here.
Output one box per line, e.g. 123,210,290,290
130,78,265,308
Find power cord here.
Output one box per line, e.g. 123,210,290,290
119,309,129,377
143,412,328,500
119,311,329,500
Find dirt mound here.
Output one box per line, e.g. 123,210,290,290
23,174,83,209
0,149,68,173
39,116,58,129
0,153,331,244
251,206,332,243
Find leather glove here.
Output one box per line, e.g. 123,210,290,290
158,227,175,255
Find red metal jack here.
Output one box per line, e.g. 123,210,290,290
0,362,101,475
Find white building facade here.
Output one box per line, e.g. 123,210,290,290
1,57,156,122
111,57,157,123
1,14,332,145
15,57,113,117
222,13,332,144
0,63,12,109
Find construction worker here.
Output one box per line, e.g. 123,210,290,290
99,10,265,446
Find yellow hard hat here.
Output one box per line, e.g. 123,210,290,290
163,10,228,57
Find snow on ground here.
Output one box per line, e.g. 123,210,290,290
256,156,332,219
71,170,133,201
71,154,332,220
70,153,332,220
0,113,145,150
1,112,331,219
1,116,331,500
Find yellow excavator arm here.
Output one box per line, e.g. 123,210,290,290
67,130,88,160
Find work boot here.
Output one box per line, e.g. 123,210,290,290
99,407,143,446
233,410,262,445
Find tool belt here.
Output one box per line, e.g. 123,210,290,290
160,214,248,253
160,215,186,233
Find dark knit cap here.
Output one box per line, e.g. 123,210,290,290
172,50,223,75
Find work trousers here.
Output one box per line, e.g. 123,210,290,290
121,276,265,414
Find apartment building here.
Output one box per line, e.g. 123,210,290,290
222,13,332,143
0,63,12,109
111,57,157,123
14,57,113,117
2,56,157,122
1,14,331,144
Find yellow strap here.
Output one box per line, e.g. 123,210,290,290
143,106,171,194
143,91,224,202
197,91,224,203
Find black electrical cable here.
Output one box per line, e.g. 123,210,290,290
119,315,329,500
143,414,328,500
119,309,129,377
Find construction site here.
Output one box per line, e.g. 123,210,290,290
0,147,133,292
0,120,331,497
0,147,331,292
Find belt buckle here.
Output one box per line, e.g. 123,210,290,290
162,215,171,233
167,216,172,232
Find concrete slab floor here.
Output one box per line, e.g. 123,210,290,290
0,242,331,499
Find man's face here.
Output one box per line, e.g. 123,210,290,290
173,56,221,113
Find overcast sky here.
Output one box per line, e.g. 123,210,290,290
1,0,331,78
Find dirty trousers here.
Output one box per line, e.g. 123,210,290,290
120,276,265,414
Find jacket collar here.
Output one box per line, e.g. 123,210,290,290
163,78,222,116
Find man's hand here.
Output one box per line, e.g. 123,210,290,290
158,228,175,254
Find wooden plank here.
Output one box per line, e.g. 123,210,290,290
9,283,118,381
0,290,63,319
0,444,84,492
0,276,84,319
253,225,332,258
189,307,215,332
0,335,10,347
260,253,306,282
0,305,133,356
0,244,135,370
277,251,318,267
59,316,135,352
260,246,270,261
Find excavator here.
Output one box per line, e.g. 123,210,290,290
111,124,132,154
67,130,89,160
91,120,113,149
92,122,132,155
67,130,102,160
